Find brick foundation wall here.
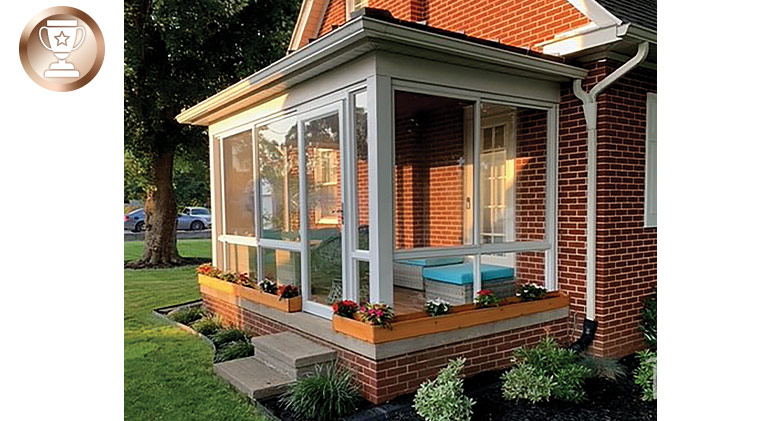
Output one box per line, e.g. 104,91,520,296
203,291,569,403
317,0,590,51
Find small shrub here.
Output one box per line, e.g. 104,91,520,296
357,302,395,329
474,289,499,308
634,349,657,401
501,364,553,404
504,337,592,404
259,277,278,295
332,300,359,318
518,283,547,301
212,328,250,348
424,298,452,317
639,296,657,351
579,355,626,381
191,315,222,337
278,284,300,300
214,340,254,363
168,307,203,326
413,358,475,421
282,364,360,421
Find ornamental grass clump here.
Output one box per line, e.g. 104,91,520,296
282,364,360,421
502,337,592,404
639,296,657,351
358,303,395,329
214,340,254,363
169,307,203,326
332,300,359,318
211,328,250,348
191,315,222,337
424,298,452,317
517,283,547,301
474,289,499,308
413,357,475,421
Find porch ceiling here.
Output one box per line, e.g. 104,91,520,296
176,10,588,127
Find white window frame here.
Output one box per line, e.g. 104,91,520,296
345,0,368,20
645,92,657,228
389,81,560,295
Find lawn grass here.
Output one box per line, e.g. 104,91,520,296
125,256,268,420
124,239,212,262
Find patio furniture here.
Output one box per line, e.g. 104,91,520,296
422,262,516,305
393,257,465,290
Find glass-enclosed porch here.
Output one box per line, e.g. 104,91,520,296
179,13,587,320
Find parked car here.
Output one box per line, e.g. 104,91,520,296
182,207,211,224
124,209,212,232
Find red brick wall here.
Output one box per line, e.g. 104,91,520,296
202,290,569,403
557,59,657,357
317,0,590,51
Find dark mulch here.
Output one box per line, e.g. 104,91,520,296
260,356,656,421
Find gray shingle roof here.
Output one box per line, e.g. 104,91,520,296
597,0,657,31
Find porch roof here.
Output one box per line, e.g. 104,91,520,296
176,8,587,127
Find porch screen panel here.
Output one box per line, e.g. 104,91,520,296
354,91,370,251
305,112,343,306
262,248,301,287
222,130,256,236
468,103,547,244
211,136,225,269
225,244,258,279
256,116,301,241
393,91,475,250
480,251,545,290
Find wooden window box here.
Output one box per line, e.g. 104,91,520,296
332,292,569,344
197,274,302,313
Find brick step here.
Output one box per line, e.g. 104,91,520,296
214,357,292,400
252,332,336,379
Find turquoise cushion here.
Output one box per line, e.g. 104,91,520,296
423,263,514,285
396,257,464,267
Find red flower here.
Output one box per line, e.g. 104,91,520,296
477,289,493,296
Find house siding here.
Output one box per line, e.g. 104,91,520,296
317,0,591,50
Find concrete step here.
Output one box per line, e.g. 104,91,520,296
252,332,336,379
214,357,292,400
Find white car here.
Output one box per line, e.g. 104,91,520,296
182,207,211,225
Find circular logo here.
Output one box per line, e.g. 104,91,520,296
19,7,104,92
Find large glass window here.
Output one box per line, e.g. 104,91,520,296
354,91,370,251
305,112,342,306
225,244,258,279
262,248,301,287
256,115,301,241
222,130,255,236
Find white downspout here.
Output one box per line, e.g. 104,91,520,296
574,42,649,321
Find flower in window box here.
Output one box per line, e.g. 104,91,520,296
259,277,278,295
517,283,547,301
278,285,300,300
196,263,221,278
235,272,256,289
358,302,395,329
332,300,359,318
424,298,452,317
474,289,499,308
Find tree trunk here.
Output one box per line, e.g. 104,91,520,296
139,148,181,266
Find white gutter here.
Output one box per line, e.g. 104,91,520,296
573,41,649,320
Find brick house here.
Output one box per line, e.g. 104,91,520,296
178,0,657,404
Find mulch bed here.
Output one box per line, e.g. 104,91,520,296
260,355,656,421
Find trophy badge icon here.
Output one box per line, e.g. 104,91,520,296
39,20,85,78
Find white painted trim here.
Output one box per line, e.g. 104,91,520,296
219,136,227,267
545,106,560,291
288,0,313,52
564,0,622,27
218,235,258,247
394,242,551,260
258,238,303,252
644,92,657,228
251,120,262,278
208,128,218,266
472,100,482,296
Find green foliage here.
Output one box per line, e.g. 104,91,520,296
505,337,592,404
214,340,254,363
634,350,657,401
211,328,250,347
191,315,222,336
413,358,475,421
282,364,360,421
578,355,626,381
518,283,547,301
640,296,657,351
501,364,553,404
169,306,203,325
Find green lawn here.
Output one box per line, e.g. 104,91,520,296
124,239,212,262
125,241,268,420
